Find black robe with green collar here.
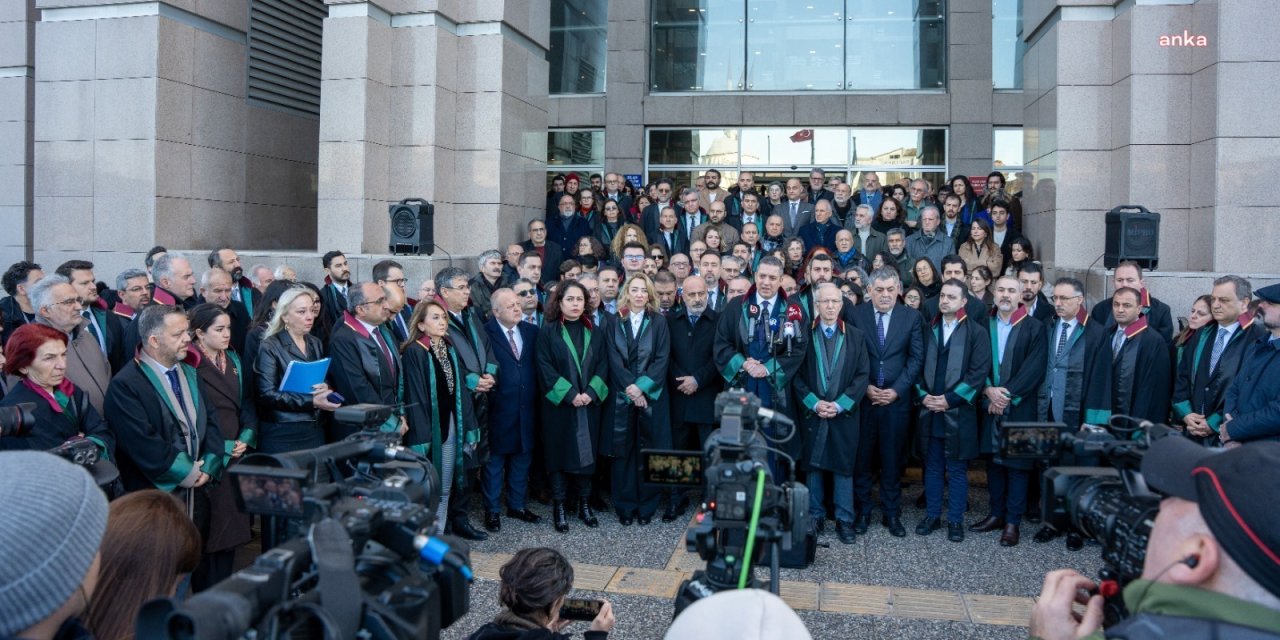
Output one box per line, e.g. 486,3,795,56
535,318,609,474
1110,317,1173,425
794,319,870,474
916,308,991,461
1172,315,1267,443
979,308,1048,469
601,309,672,457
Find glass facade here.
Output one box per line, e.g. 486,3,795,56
547,129,605,185
992,0,1024,89
651,0,946,92
993,128,1025,192
550,0,608,94
646,127,947,192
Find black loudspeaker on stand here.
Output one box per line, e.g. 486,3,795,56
1104,205,1160,270
389,198,435,256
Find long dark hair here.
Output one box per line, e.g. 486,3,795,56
299,281,333,343
402,299,448,351
84,491,201,640
545,280,588,323
251,279,295,328
187,303,232,352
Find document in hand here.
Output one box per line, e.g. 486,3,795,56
279,358,331,394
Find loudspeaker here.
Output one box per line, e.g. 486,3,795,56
1104,205,1160,270
388,198,434,256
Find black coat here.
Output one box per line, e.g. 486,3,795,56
447,307,498,467
253,330,324,424
1110,321,1173,425
979,311,1048,469
484,319,539,455
319,282,350,332
0,295,32,346
601,309,672,457
0,380,114,458
795,321,870,474
917,312,991,461
520,239,564,285
86,302,127,373
850,302,925,400
104,359,224,493
1091,294,1174,344
1037,315,1114,428
329,312,402,438
648,227,688,258
535,319,608,473
402,337,477,477
668,306,723,426
1172,318,1267,441
1027,292,1056,326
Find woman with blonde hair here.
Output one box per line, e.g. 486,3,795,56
253,286,340,453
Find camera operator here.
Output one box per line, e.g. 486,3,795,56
467,548,615,640
0,451,109,640
1029,438,1280,639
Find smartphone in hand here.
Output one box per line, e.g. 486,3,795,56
559,598,603,621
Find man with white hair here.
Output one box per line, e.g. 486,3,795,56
29,274,112,414
844,203,886,261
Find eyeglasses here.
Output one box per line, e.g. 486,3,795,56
1051,295,1082,302
515,289,536,297
623,255,644,262
443,284,471,291
123,285,148,293
50,297,85,309
357,297,388,308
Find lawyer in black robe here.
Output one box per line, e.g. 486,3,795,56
328,310,403,440
403,332,476,529
1172,313,1266,445
1110,317,1172,425
1090,288,1174,343
0,379,113,458
1037,309,1113,429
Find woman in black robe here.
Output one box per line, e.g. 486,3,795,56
186,303,257,588
601,274,671,525
535,280,609,533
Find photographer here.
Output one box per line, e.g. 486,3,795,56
0,451,109,640
1029,438,1280,639
468,547,615,640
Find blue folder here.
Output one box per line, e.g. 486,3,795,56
279,358,331,394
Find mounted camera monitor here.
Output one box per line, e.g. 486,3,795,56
230,465,308,518
1002,422,1070,460
641,449,704,488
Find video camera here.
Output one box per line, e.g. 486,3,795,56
643,391,810,616
1001,419,1181,624
138,422,472,640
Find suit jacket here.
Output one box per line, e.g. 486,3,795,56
319,281,351,331
448,306,499,464
484,319,539,455
640,201,674,237
668,306,723,426
676,211,708,246
520,239,564,285
851,302,925,401
648,227,688,258
1090,294,1175,344
1173,317,1267,441
1223,335,1280,443
84,302,126,373
778,200,814,236
808,187,835,206
980,311,1048,468
328,312,402,438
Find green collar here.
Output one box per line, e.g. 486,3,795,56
1124,580,1280,632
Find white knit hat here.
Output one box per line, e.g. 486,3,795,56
0,451,109,636
665,589,813,640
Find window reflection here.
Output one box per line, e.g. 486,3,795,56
651,0,746,91
549,130,605,166
739,129,849,165
745,0,845,90
993,0,1024,89
845,0,946,90
550,0,608,94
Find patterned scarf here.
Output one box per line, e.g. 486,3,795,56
429,337,455,395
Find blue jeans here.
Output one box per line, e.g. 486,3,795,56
986,460,1030,525
806,470,855,523
482,450,533,513
924,436,968,524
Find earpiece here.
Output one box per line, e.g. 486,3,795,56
1183,554,1200,569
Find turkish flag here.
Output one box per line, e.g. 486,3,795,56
789,128,814,143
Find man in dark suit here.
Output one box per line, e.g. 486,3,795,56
373,259,414,343
1018,263,1055,325
1089,261,1174,343
519,220,563,285
676,188,707,247
602,172,633,217
547,193,592,256
122,253,198,358
723,171,757,223
807,168,836,205
640,178,676,236
780,178,815,237
481,288,541,531
56,260,126,372
319,250,352,329
328,281,405,441
798,199,840,255
851,267,925,538
698,253,728,313
669,276,724,450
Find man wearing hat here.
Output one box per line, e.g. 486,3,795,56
1029,437,1280,639
0,451,109,640
1221,282,1280,445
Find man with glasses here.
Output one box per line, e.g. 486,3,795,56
27,274,112,414
512,278,543,325
641,178,675,237
619,242,648,281
122,253,198,361
904,179,933,230
548,193,592,257
329,281,405,440
373,259,415,343
807,168,835,206
676,188,707,245
519,220,563,286
113,268,151,321
55,259,126,373
602,172,633,215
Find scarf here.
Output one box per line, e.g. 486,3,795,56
493,610,544,631
429,337,456,395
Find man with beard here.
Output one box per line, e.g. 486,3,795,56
468,250,506,319
1174,276,1265,446
692,199,741,249
729,188,765,233
122,253,197,358
55,260,126,372
1019,263,1055,325
669,276,723,449
831,182,855,226
598,266,621,316
724,171,757,223
207,247,262,318
807,168,835,206
198,268,252,356
696,168,728,212
1089,261,1174,343
1221,283,1280,444
319,250,352,328
548,193,592,256
699,252,726,312
885,229,913,284
972,276,1046,547
844,204,887,265
916,279,991,543
653,270,680,316
940,194,968,250
1108,287,1173,425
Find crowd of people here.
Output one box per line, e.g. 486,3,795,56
2,167,1280,639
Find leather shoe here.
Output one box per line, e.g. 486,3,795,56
969,515,1005,532
484,512,501,532
947,521,964,543
552,501,569,533
1000,524,1020,547
835,520,856,545
452,519,489,541
619,515,634,526
853,513,871,535
506,508,542,524
915,516,942,536
883,515,906,538
1032,525,1060,543
637,515,653,526
577,499,599,528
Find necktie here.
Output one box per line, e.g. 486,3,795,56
83,311,105,351
373,329,396,375
761,300,770,320
790,201,798,225
1112,330,1125,357
689,313,700,326
1209,327,1229,374
508,327,520,359
824,326,834,339
395,313,408,339
687,215,697,239
876,312,887,386
1056,322,1070,359
665,231,673,247
164,368,195,436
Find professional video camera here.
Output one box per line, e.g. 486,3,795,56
139,407,472,640
1001,418,1182,625
642,390,811,616
0,402,120,491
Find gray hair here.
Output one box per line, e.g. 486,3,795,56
137,304,183,342
869,268,901,287
28,274,71,313
346,281,375,309
477,249,502,270
114,268,148,292
919,204,941,219
248,263,270,278
200,267,231,289
273,264,294,279
720,255,741,270
813,281,841,297
886,228,906,240
577,272,599,285
855,204,873,216
434,266,469,291
1213,275,1253,302
152,253,189,284
1054,277,1085,297
489,287,515,316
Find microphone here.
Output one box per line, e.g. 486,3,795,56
783,321,796,356
756,407,795,429
767,317,779,344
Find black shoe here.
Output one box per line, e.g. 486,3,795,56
590,494,609,512
969,515,1005,532
452,519,490,541
506,508,542,524
1033,525,1060,543
814,518,826,534
947,521,965,542
638,515,652,526
619,515,634,526
835,520,856,545
883,515,906,538
577,499,599,528
853,513,872,534
484,512,501,532
915,516,942,536
552,501,569,533
1000,524,1020,547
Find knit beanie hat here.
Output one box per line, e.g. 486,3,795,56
0,451,109,636
664,589,812,640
